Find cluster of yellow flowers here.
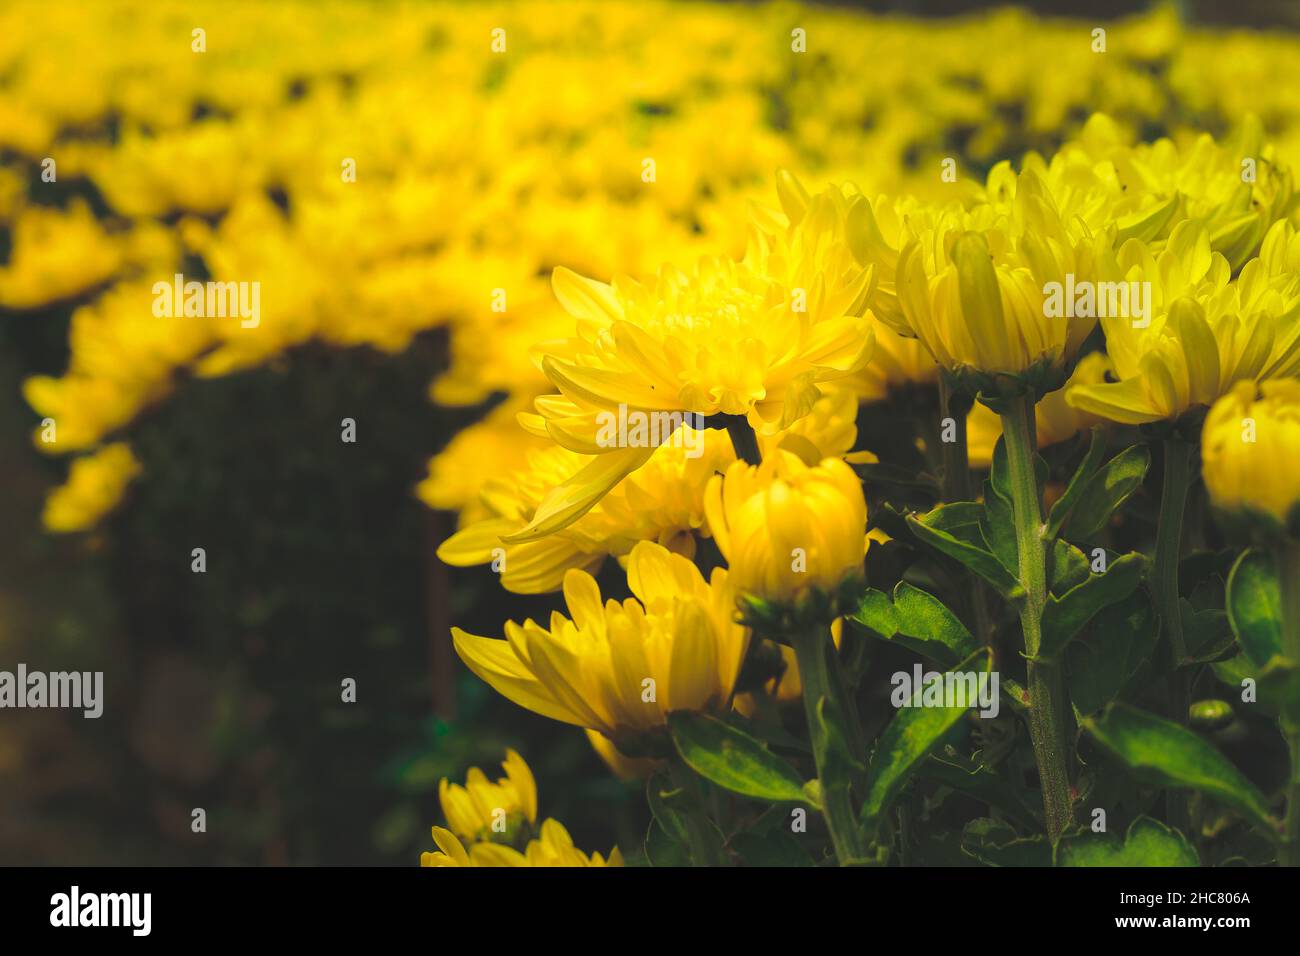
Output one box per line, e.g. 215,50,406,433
432,33,1300,863
11,0,1300,865
12,1,1300,531
422,749,621,866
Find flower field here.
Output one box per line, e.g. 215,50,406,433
4,0,1300,869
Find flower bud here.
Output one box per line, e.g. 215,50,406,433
1202,379,1300,537
705,451,867,605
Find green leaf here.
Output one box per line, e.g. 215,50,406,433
668,712,814,805
729,831,816,867
853,460,941,493
1212,652,1300,721
978,479,1018,575
907,504,1020,597
1046,428,1108,538
1056,816,1199,867
643,819,690,867
1082,702,1278,838
1062,444,1151,542
962,818,1052,867
1257,656,1300,723
1212,652,1256,693
1181,602,1236,664
860,650,990,828
1039,552,1148,661
1066,590,1157,716
849,582,978,668
1049,540,1092,596
999,677,1030,715
646,769,727,865
1226,548,1282,668
923,760,1041,831
646,770,692,846
811,694,864,794
989,435,1048,502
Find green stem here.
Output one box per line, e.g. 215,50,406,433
999,394,1073,841
724,415,762,466
939,377,974,502
897,801,913,867
1278,539,1300,866
940,378,994,647
789,625,866,864
668,758,727,866
1155,437,1193,837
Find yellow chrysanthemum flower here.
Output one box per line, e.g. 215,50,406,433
416,399,551,527
437,386,866,592
890,173,1107,399
756,383,870,466
801,158,1110,404
437,425,731,593
452,541,749,747
422,749,621,867
41,443,142,533
1067,221,1300,425
1035,113,1293,270
438,749,538,844
1202,379,1300,531
0,201,124,309
704,450,868,603
421,820,622,868
508,191,876,540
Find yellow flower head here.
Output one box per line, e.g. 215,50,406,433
1040,113,1293,270
417,398,549,527
439,386,867,593
41,443,142,533
508,179,877,541
891,171,1106,400
1202,379,1300,534
0,201,124,309
1067,221,1300,425
756,382,868,465
437,749,538,844
437,424,731,593
421,820,622,868
705,450,867,604
452,541,749,748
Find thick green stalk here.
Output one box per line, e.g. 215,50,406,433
1154,438,1193,837
1278,539,1300,866
789,625,866,864
999,395,1073,841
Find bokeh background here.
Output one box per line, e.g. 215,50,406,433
4,0,1300,865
